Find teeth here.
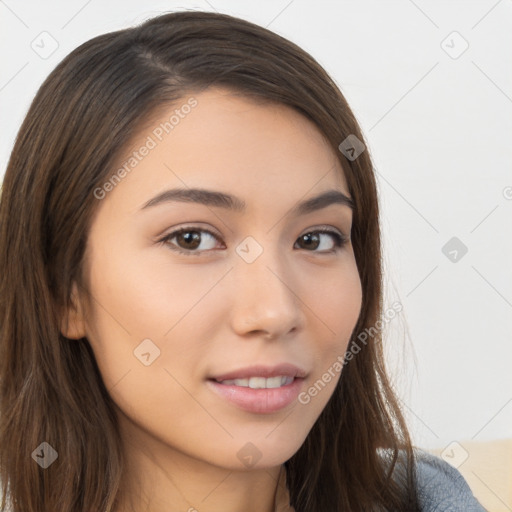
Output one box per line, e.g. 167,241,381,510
218,376,294,389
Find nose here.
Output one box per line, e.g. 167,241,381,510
229,247,304,340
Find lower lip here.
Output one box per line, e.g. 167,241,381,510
206,378,304,414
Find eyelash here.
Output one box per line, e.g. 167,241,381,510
158,225,349,256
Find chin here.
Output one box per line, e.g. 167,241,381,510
205,433,307,471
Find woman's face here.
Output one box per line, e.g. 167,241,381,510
67,87,362,471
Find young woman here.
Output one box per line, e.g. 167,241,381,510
0,10,485,512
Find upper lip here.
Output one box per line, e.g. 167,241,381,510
210,363,308,382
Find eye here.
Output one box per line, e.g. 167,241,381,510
158,225,349,256
294,227,348,253
159,227,223,256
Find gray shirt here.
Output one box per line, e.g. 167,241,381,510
414,450,486,511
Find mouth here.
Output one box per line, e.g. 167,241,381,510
206,363,308,414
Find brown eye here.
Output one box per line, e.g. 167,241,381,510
176,231,201,250
297,232,321,250
160,228,221,255
294,229,347,253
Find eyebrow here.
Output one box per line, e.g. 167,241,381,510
140,187,354,215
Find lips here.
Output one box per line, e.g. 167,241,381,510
206,363,308,413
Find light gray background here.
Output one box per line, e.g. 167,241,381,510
1,0,511,451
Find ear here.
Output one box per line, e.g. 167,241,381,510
60,282,87,340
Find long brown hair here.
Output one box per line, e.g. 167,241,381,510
0,10,419,511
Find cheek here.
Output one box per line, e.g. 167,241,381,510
81,253,227,451
81,240,228,396
305,257,363,351
289,256,362,414
85,240,226,340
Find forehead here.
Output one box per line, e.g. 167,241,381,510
97,86,350,216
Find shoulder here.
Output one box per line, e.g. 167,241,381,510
413,449,486,511
379,447,486,511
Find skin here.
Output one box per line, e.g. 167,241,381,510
62,87,362,512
